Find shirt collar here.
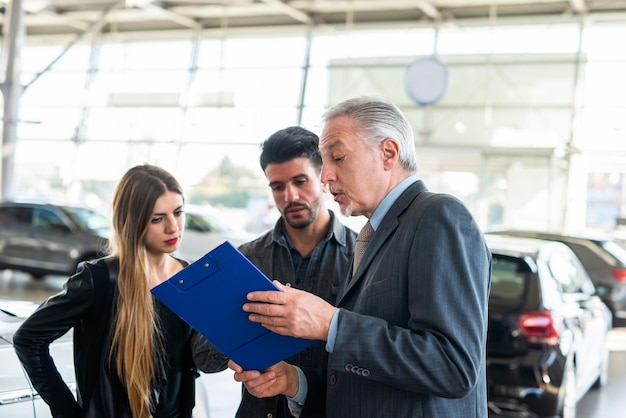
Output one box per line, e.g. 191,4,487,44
369,175,418,231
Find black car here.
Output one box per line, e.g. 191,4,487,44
0,201,110,279
486,229,626,327
485,234,612,418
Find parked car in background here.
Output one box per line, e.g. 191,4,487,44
177,205,256,262
485,234,612,418
0,297,212,418
0,201,110,279
486,229,626,327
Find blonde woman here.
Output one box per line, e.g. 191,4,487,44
14,164,198,418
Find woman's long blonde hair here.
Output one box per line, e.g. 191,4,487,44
109,164,183,418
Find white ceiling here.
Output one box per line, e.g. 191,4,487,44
3,0,626,37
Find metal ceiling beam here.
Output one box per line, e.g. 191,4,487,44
259,0,312,25
415,0,441,20
22,4,91,31
24,0,124,90
11,0,626,36
136,2,201,29
569,0,588,14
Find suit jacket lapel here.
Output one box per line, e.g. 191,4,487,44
338,180,429,304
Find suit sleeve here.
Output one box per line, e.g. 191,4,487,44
329,195,491,398
12,263,97,418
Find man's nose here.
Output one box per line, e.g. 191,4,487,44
321,164,334,183
285,184,299,202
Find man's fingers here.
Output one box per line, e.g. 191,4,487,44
228,359,243,373
248,376,276,394
246,282,297,302
243,300,287,317
246,289,285,303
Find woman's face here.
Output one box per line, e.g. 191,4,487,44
144,190,185,256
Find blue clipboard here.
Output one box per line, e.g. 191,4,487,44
151,241,317,371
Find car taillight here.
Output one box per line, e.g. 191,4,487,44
517,311,561,346
612,268,626,283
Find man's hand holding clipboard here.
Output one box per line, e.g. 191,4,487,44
151,241,319,371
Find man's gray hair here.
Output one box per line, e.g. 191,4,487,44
323,96,418,173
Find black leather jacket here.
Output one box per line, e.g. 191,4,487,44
13,256,197,418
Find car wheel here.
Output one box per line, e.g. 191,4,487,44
592,344,609,389
559,361,577,418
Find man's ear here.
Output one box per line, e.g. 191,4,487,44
381,138,400,169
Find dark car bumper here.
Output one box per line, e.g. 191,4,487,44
487,351,566,417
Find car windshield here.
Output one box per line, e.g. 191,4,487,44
186,211,232,233
490,255,530,302
61,206,110,232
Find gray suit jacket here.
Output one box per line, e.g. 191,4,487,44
326,180,491,417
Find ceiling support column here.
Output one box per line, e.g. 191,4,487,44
0,0,24,199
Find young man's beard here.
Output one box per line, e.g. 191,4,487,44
284,202,317,229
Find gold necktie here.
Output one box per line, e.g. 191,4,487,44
353,221,374,275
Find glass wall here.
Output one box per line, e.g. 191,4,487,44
6,16,626,233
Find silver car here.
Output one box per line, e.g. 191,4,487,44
176,206,256,262
0,298,74,417
0,201,110,279
0,298,212,417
